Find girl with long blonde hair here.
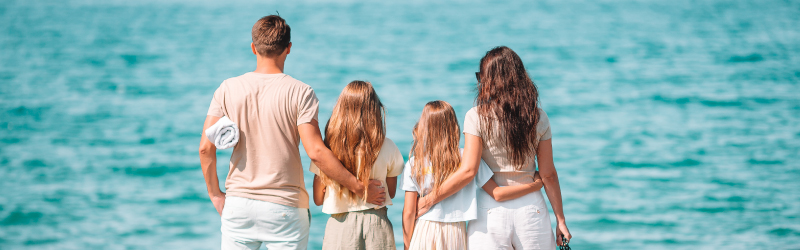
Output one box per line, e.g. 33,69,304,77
310,80,404,249
401,100,543,250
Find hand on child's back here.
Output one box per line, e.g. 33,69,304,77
366,180,386,205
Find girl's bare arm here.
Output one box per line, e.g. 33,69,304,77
481,172,543,202
312,175,325,206
387,177,398,199
402,191,418,250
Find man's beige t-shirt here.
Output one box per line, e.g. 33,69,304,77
207,72,319,208
463,107,551,186
309,138,404,214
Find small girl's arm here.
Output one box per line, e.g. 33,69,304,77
313,175,326,206
402,191,418,250
482,171,544,202
386,177,398,199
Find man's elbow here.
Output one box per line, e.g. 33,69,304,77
306,146,325,163
198,145,214,156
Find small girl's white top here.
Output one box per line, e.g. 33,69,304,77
400,149,494,222
310,138,404,214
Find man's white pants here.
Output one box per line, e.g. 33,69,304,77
221,196,310,250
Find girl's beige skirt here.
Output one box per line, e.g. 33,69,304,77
408,220,468,250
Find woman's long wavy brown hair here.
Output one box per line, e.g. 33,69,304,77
410,101,462,196
319,80,385,201
476,46,541,170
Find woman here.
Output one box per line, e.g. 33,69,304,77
416,46,572,249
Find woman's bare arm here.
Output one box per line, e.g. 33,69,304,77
416,134,484,216
481,172,543,202
402,191,418,250
538,139,572,245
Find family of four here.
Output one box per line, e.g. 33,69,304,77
198,15,572,250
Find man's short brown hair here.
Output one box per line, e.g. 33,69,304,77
252,15,291,57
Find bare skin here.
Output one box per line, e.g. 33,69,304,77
298,120,386,205
199,115,224,214
313,177,396,206
199,43,385,216
536,139,572,244
312,175,326,206
400,158,541,246
482,172,543,202
401,191,418,250
415,134,572,245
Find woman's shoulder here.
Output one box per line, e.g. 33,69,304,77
537,108,550,124
464,106,481,123
466,106,480,117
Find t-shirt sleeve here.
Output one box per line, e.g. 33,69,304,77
463,108,481,137
475,159,495,187
207,82,226,117
309,161,320,175
400,160,418,192
297,87,320,126
537,109,552,141
386,142,404,178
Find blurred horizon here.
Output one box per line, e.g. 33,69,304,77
1,0,799,249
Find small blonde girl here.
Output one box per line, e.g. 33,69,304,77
310,80,404,250
401,100,543,250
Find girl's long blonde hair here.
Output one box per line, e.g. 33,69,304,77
319,80,386,201
410,100,462,196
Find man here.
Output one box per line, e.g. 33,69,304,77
198,15,386,249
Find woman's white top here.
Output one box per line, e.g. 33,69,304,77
463,107,551,186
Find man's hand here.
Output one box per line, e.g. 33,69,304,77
211,192,226,216
200,115,225,216
365,180,386,205
299,120,377,205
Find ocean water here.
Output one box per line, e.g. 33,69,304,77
1,0,799,249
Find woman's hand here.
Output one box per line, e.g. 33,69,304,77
416,195,432,217
555,221,572,246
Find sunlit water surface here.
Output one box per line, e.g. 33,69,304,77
1,0,799,249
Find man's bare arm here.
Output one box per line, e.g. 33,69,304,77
298,119,385,205
199,115,226,215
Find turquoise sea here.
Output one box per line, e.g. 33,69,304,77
2,0,799,249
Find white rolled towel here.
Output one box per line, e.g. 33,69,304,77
204,116,240,149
